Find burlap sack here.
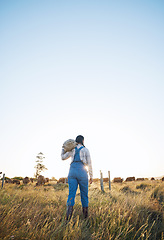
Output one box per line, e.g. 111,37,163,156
62,139,77,152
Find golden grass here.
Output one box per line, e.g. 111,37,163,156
0,180,163,240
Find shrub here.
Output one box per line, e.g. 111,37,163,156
136,183,150,190
151,186,164,204
12,176,24,180
120,186,138,195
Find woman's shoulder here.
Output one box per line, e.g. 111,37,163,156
82,146,89,153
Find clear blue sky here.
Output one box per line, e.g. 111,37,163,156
0,0,164,180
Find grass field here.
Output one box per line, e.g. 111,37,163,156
0,180,164,240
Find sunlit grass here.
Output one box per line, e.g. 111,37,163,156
0,180,163,239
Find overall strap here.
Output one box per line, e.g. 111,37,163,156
77,146,84,152
72,146,84,163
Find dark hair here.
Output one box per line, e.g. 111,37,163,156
75,135,84,146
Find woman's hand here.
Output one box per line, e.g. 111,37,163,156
89,178,93,184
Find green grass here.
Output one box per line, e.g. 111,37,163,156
0,181,163,239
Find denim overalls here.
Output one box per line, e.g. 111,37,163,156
67,146,88,207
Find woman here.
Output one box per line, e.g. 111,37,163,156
61,135,93,220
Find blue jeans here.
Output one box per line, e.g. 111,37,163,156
67,162,88,207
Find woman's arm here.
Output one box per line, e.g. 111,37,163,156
86,149,93,182
61,148,73,160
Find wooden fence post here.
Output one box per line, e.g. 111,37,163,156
100,170,104,192
108,171,111,190
2,173,5,188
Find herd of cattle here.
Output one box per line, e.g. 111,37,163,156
4,176,164,186
5,175,50,186
91,176,164,183
109,176,164,182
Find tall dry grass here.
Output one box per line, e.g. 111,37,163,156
0,180,163,240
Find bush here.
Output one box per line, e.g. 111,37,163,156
136,183,150,190
1,176,10,181
12,176,24,180
53,183,68,191
151,186,164,204
120,186,138,195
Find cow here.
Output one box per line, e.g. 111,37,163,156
12,179,20,185
30,178,34,183
93,178,99,183
57,177,68,184
113,177,123,183
5,178,13,183
23,177,30,184
45,178,49,183
161,177,164,181
125,177,135,182
103,178,109,183
36,175,45,186
136,178,145,181
151,177,155,181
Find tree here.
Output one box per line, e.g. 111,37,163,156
34,152,48,178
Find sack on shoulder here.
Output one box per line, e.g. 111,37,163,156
62,139,77,152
